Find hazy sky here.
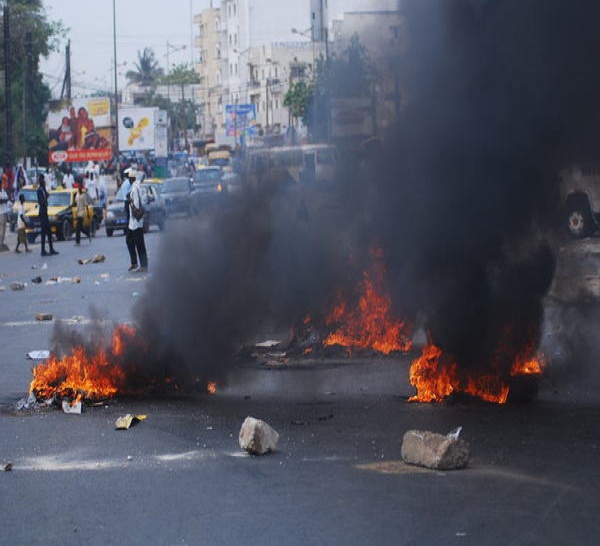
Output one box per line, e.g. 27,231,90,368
40,0,397,98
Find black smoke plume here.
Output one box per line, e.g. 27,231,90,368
49,0,600,395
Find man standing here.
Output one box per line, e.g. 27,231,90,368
127,169,148,272
37,173,58,256
63,168,75,189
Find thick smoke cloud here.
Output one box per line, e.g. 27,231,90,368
52,1,600,393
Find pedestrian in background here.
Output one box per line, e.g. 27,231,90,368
0,185,10,252
74,185,91,245
37,173,58,256
63,168,74,189
15,194,31,253
127,169,148,272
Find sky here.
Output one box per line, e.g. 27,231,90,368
40,0,397,98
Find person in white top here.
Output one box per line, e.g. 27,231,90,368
0,186,11,251
126,169,148,272
86,172,98,202
63,168,75,189
15,194,31,253
97,169,108,208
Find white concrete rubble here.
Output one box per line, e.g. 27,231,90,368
401,429,470,470
238,417,279,455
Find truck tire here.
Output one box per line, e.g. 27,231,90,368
106,228,114,237
567,201,594,238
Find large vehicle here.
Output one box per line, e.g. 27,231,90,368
207,150,233,172
243,144,337,190
160,177,194,217
560,164,600,238
24,189,103,243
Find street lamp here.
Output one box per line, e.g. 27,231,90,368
166,42,186,102
291,27,316,73
112,0,119,158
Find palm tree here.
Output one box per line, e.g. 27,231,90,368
125,48,164,87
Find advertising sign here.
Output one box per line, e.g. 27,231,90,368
118,107,157,152
226,104,257,138
48,97,112,164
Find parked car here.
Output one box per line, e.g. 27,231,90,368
25,188,103,243
9,185,38,232
160,177,193,217
105,182,166,236
561,164,600,238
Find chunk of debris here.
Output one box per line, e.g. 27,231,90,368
72,276,81,284
255,340,281,348
10,282,25,291
2,462,12,472
61,400,82,414
15,393,38,411
92,254,106,263
115,414,147,430
26,350,50,360
239,416,279,455
78,259,91,265
401,428,470,470
35,313,53,322
31,276,42,284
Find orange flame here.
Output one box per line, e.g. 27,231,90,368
409,342,545,404
323,253,412,355
207,382,217,395
29,325,140,402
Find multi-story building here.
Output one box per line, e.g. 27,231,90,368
331,9,406,136
194,6,223,140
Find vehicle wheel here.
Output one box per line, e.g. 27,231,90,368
60,218,72,241
106,228,114,237
567,202,594,238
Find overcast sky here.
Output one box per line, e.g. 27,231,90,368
40,0,397,98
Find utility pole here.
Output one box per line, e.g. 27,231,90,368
60,40,72,100
112,0,120,160
265,79,270,134
3,3,13,167
22,32,32,167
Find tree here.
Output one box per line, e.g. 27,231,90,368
284,80,314,126
0,0,65,165
125,48,164,87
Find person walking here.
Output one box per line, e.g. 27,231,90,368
37,173,58,256
0,184,10,252
15,194,31,253
74,185,91,245
127,169,148,272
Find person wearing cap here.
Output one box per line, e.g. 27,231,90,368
126,169,148,272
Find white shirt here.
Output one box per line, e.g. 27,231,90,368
128,180,144,230
17,203,26,229
64,173,74,189
0,189,10,215
86,177,98,201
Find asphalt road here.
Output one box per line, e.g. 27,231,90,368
0,226,599,546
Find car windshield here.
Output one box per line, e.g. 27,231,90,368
194,169,221,182
48,193,71,207
209,158,230,168
19,190,38,202
161,179,189,193
115,181,131,201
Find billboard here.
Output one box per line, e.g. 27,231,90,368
118,107,157,152
48,97,112,164
226,104,257,138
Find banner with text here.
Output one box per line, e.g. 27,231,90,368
48,97,113,164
